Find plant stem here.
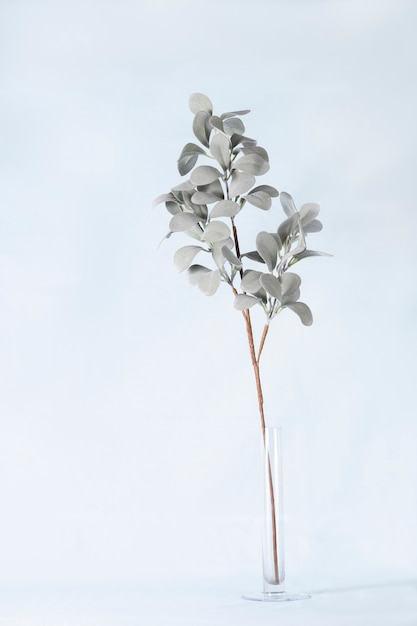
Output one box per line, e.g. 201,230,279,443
229,196,280,584
257,323,269,364
241,309,280,584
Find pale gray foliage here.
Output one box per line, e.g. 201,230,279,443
155,93,329,326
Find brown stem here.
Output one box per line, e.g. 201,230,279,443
257,323,270,364
229,211,280,583
242,309,265,429
241,309,280,584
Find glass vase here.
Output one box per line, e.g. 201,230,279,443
243,427,310,602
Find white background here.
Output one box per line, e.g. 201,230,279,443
0,0,416,593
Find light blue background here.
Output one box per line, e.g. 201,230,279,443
0,0,416,590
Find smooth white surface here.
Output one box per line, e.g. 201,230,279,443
0,0,416,592
0,580,417,626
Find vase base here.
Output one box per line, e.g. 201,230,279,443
242,591,311,602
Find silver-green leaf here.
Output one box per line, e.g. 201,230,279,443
211,238,233,269
189,93,213,115
256,231,278,272
198,269,222,295
300,202,320,224
210,133,231,170
233,153,270,176
250,184,279,198
174,245,206,272
228,171,255,196
222,246,242,268
201,220,231,243
210,116,225,133
280,272,301,297
187,264,211,285
193,111,212,147
259,274,282,300
177,143,208,176
286,302,313,326
234,294,261,310
280,191,297,217
303,219,323,233
223,117,245,135
190,166,223,186
241,270,263,293
220,109,250,119
152,193,176,209
210,200,241,218
245,190,272,210
193,179,225,205
290,249,332,262
241,250,265,264
278,214,299,242
169,213,201,232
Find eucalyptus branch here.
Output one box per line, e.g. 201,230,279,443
155,92,329,589
155,92,329,412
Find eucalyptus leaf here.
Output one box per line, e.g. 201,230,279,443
197,179,225,199
270,232,283,249
211,238,233,269
178,153,198,176
250,184,279,198
259,274,282,300
177,144,208,176
230,134,257,149
209,116,225,133
245,190,272,210
222,246,242,268
172,180,195,193
228,171,255,196
281,288,300,305
179,142,207,157
285,302,313,326
290,249,332,262
234,294,261,310
210,133,231,170
152,193,176,209
242,146,269,162
189,93,213,115
169,212,202,232
192,191,221,204
187,264,211,285
280,272,301,297
198,269,222,295
201,220,231,243
303,219,323,233
299,202,320,224
190,165,223,186
165,201,180,216
186,223,207,241
174,245,206,272
241,250,265,264
223,117,245,135
280,192,297,217
233,153,270,176
241,270,263,293
280,241,307,269
220,109,250,119
190,202,208,221
256,231,278,272
182,191,205,214
278,214,299,242
193,111,212,147
210,200,241,218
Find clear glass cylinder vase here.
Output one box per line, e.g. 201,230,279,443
243,427,310,602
